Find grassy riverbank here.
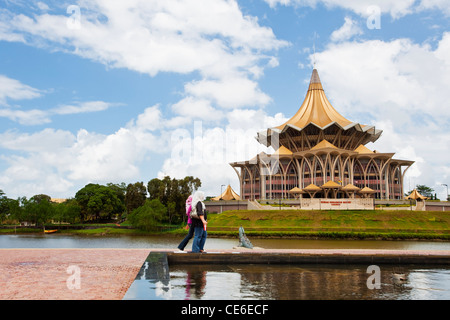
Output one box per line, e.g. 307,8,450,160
2,209,449,240
205,209,450,240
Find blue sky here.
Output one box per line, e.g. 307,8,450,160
1,0,450,200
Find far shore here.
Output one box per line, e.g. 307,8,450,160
2,209,450,241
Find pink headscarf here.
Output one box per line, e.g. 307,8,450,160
185,195,193,224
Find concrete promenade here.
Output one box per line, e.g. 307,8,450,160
1,248,450,300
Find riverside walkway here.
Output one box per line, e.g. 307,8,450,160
1,248,450,300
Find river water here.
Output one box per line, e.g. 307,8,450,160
2,234,450,300
2,234,450,250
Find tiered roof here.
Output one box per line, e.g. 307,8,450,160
257,69,382,151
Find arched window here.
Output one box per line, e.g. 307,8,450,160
251,165,260,200
314,158,324,186
342,159,351,186
353,161,364,189
242,167,252,200
286,161,298,198
392,166,402,199
270,161,284,199
301,160,312,188
367,160,380,198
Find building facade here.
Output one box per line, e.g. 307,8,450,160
230,69,414,200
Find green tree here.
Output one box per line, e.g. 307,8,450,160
107,182,127,205
53,199,81,224
416,185,434,198
75,184,125,221
0,190,8,223
406,185,435,198
147,176,201,224
125,182,147,214
128,199,166,231
7,197,24,223
30,194,51,203
22,195,55,227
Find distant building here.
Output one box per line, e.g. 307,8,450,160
230,69,414,200
50,198,67,204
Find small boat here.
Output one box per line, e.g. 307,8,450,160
44,229,58,234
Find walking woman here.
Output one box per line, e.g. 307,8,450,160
190,191,207,253
177,195,194,251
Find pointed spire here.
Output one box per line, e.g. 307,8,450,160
257,68,383,151
310,68,321,84
275,68,353,129
308,68,324,92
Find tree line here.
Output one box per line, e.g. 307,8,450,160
0,176,201,231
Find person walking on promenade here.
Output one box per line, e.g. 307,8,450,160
177,195,194,251
190,191,207,253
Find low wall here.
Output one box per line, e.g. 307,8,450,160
205,199,450,212
205,200,248,213
167,249,450,265
424,201,450,211
205,198,375,212
300,198,374,210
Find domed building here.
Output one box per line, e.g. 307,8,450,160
230,69,414,201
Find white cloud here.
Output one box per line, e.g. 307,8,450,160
0,75,120,125
0,75,42,105
315,34,450,120
0,108,51,125
0,1,291,198
418,0,450,16
265,0,432,19
160,108,288,196
2,0,287,76
312,32,450,199
52,101,118,115
1,0,288,114
0,100,119,126
36,2,50,11
330,16,362,42
171,97,224,122
0,105,170,198
185,77,272,109
0,128,75,152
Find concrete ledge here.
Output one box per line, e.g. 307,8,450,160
166,249,450,265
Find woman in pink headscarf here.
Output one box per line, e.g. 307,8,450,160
177,195,194,251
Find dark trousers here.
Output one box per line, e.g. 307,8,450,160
178,224,194,250
192,226,207,253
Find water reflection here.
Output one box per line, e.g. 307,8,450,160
165,264,450,300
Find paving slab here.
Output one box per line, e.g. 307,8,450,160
0,249,149,300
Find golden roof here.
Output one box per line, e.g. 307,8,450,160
257,69,383,149
341,184,360,191
212,185,241,201
289,187,304,193
321,180,342,188
405,189,427,200
303,183,322,191
360,187,376,193
354,144,374,154
273,146,293,156
276,69,353,130
311,139,338,151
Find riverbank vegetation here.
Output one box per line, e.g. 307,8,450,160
2,183,450,240
205,210,450,240
0,176,201,231
1,208,449,241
